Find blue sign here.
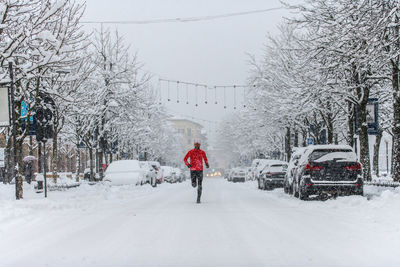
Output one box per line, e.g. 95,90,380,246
367,98,379,135
20,100,36,135
307,138,314,146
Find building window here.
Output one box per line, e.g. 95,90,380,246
178,129,184,134
187,128,192,136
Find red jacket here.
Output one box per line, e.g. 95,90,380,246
184,149,209,171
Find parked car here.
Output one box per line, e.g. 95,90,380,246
292,145,363,200
174,168,185,183
147,161,163,184
254,159,276,181
259,161,288,190
139,161,158,187
284,147,308,194
104,160,147,186
229,167,247,183
161,166,177,183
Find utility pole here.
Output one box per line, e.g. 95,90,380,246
9,62,21,199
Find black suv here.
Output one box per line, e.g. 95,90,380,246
292,145,363,200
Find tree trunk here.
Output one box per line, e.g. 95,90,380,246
76,148,80,182
294,130,299,147
89,146,94,181
52,132,58,183
285,127,291,162
357,93,372,182
347,102,355,147
392,69,400,182
373,128,383,177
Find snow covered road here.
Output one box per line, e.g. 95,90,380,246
1,178,400,267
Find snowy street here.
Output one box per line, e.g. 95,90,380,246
1,178,400,267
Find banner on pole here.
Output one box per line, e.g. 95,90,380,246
0,87,10,127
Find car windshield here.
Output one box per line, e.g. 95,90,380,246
309,149,356,162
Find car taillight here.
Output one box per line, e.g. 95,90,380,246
265,172,272,176
305,163,323,171
345,163,362,171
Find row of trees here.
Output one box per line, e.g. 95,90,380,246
0,0,183,199
219,0,400,182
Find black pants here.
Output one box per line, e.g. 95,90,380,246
191,170,203,200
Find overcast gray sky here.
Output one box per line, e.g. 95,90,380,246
81,0,302,143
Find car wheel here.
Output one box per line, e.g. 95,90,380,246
258,179,261,189
259,179,264,190
284,183,288,194
299,185,308,200
293,181,299,198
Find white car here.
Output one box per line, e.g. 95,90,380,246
139,161,158,187
147,161,163,184
161,166,177,183
104,160,147,186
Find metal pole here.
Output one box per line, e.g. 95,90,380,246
9,62,19,199
43,141,47,198
386,140,389,175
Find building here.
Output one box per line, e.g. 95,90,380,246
169,117,207,152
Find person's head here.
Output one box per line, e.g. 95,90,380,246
194,139,201,149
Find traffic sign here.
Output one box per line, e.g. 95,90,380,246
307,138,314,146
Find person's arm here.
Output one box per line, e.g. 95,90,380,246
203,151,209,168
184,151,191,168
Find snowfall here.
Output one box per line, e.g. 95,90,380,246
1,177,400,267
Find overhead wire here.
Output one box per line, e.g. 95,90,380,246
80,7,283,25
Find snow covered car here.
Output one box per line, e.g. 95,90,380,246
254,159,276,181
161,166,177,183
292,145,363,200
146,161,163,184
104,160,147,186
259,161,288,190
229,168,246,182
284,147,308,194
139,161,158,187
173,168,185,183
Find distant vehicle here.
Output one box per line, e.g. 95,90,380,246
161,166,177,183
139,161,158,187
259,161,288,190
292,145,363,200
229,167,247,183
104,160,147,186
284,147,308,194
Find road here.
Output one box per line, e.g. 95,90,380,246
0,178,399,267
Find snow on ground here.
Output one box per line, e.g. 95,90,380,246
0,178,400,267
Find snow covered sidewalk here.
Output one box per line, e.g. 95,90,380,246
0,179,399,267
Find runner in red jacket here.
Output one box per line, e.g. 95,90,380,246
184,140,209,203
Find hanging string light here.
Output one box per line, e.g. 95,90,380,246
167,80,171,101
204,86,208,104
186,83,189,104
195,84,198,107
176,81,180,103
223,87,227,109
233,85,237,109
